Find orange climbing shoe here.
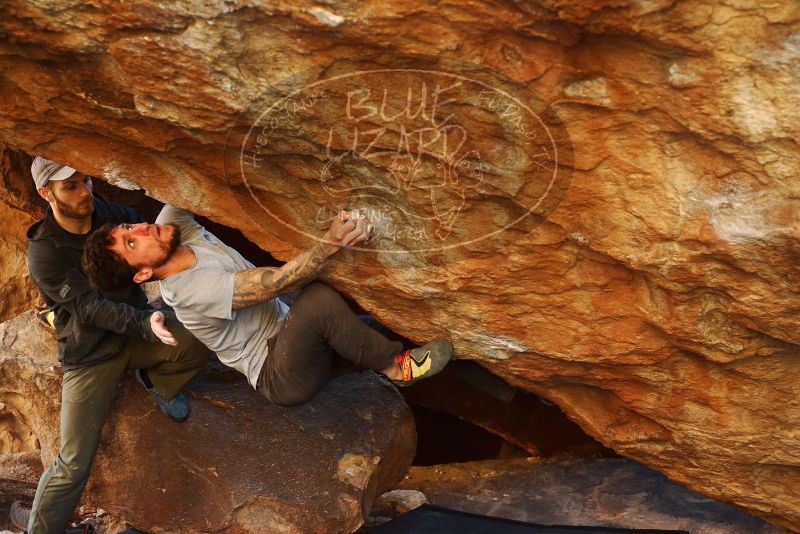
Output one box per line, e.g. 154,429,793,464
390,339,453,387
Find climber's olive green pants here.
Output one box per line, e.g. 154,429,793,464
27,318,210,534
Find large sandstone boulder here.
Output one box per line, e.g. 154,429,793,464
0,311,416,533
0,0,799,530
396,457,792,534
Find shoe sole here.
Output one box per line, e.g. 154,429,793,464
9,501,30,531
10,519,27,531
423,339,452,379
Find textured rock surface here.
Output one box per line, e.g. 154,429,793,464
1,0,799,530
397,457,792,534
0,148,40,323
375,489,428,516
0,199,39,324
0,311,416,533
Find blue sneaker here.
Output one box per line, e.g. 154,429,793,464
135,368,190,422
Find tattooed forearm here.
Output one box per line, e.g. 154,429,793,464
231,267,277,310
231,241,334,310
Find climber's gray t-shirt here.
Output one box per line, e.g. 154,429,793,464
156,205,288,388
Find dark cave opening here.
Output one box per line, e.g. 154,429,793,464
402,360,616,466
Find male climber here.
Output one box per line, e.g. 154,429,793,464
13,158,210,534
82,204,453,406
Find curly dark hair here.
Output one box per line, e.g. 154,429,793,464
82,223,137,295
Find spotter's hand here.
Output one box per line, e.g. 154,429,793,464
149,311,177,346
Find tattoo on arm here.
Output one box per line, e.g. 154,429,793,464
231,268,276,311
231,242,333,310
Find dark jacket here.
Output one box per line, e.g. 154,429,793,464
27,194,157,371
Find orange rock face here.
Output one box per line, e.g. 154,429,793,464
0,148,41,323
0,0,799,530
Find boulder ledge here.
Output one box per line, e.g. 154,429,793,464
0,311,416,533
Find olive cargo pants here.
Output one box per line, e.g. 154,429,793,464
28,318,210,534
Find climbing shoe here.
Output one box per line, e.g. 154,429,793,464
135,368,190,422
10,500,30,531
390,339,453,387
35,305,56,329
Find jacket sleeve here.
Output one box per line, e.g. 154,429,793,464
70,286,158,341
29,249,157,341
